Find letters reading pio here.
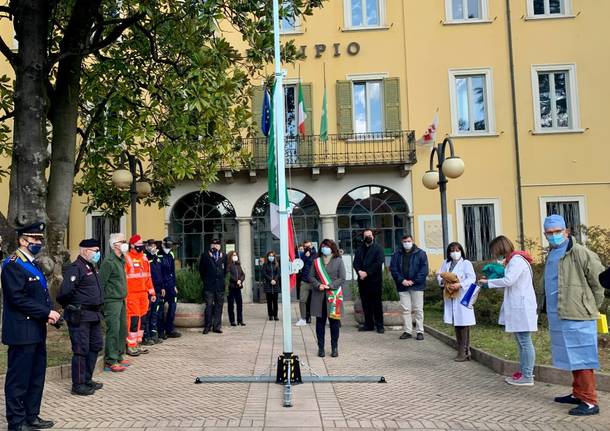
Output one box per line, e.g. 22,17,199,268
299,42,361,59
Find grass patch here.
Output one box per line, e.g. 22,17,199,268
0,326,73,374
425,306,609,374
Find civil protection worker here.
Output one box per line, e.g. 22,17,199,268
1,222,58,431
57,238,105,396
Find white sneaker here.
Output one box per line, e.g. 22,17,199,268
295,319,307,326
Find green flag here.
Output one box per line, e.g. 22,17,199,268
319,87,328,142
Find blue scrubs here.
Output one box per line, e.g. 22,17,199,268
545,240,598,371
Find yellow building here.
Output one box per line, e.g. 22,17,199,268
1,0,609,302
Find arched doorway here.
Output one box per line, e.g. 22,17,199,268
336,185,410,258
169,191,237,267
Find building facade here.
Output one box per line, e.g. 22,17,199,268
1,0,609,302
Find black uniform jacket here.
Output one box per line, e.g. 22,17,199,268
1,250,52,345
57,256,104,322
198,250,226,292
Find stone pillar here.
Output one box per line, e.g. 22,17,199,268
237,217,254,303
320,214,337,241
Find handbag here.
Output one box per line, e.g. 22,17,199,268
460,283,481,309
598,313,609,334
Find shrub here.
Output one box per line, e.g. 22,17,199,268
350,269,399,301
176,268,204,303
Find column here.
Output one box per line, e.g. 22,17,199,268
237,217,254,303
320,214,337,240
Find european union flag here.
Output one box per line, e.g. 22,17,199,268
261,88,271,137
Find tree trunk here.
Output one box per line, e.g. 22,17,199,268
7,0,49,228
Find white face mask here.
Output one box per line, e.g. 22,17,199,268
402,241,413,250
119,243,129,254
232,255,238,262
450,251,462,261
163,247,171,254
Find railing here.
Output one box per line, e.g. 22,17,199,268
235,130,416,170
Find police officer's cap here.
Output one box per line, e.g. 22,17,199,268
79,238,100,248
16,222,45,238
163,236,178,245
211,238,221,245
145,239,156,245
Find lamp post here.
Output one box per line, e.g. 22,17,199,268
422,137,465,252
111,150,152,235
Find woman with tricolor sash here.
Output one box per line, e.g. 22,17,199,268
308,239,346,358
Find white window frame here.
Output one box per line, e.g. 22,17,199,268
280,1,303,34
343,0,386,30
531,64,581,134
445,0,489,24
455,199,502,254
448,68,496,136
526,0,574,20
346,73,388,135
538,195,587,245
85,212,127,239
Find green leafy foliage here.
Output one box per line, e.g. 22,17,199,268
176,268,204,304
350,269,400,302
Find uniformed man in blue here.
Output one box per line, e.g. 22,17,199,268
57,238,104,396
1,222,59,431
158,236,181,339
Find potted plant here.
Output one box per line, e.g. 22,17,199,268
352,270,403,327
174,268,205,328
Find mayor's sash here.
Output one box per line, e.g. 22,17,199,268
313,257,343,319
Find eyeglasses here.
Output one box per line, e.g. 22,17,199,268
544,228,564,236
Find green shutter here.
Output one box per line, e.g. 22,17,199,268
302,83,313,136
336,80,353,136
383,77,401,133
251,85,265,138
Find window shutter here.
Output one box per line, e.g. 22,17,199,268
251,85,265,138
302,83,313,136
383,77,401,133
336,80,353,136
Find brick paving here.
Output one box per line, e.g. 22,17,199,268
1,303,609,430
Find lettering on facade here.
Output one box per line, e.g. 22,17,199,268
299,42,361,59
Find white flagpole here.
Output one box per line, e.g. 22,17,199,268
272,0,293,358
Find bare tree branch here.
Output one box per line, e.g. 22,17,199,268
0,110,14,122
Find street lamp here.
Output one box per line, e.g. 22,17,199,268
111,150,152,234
421,137,465,252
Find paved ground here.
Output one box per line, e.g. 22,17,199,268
1,303,609,430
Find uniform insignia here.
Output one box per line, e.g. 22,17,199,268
70,275,76,282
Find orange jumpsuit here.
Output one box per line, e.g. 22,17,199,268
124,250,155,347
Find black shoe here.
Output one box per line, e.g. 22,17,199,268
202,328,210,334
269,316,274,321
376,327,385,334
152,336,163,344
554,394,582,405
167,331,182,338
306,318,311,324
358,326,374,332
238,322,246,326
318,348,325,357
213,328,223,333
274,316,279,321
331,348,338,357
399,332,412,339
416,333,424,341
161,333,168,340
27,416,54,429
10,423,34,431
569,403,599,416
142,338,155,346
230,322,237,326
86,380,103,390
71,384,95,396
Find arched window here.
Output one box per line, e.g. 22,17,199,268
169,191,237,267
336,185,409,256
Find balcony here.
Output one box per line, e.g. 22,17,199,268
232,131,416,179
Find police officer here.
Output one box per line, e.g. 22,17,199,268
1,222,58,431
198,238,226,334
57,238,104,396
143,239,163,344
159,237,181,339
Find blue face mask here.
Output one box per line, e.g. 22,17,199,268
27,242,43,256
268,255,275,262
321,246,332,256
547,233,566,247
90,251,101,264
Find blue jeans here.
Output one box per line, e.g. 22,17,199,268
514,332,536,379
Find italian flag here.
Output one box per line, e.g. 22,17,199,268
297,81,307,136
268,83,297,288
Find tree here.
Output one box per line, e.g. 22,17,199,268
0,0,323,288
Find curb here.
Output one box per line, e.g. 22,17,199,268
0,357,105,385
424,324,610,392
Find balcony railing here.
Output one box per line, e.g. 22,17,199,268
237,130,416,171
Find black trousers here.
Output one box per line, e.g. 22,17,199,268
204,290,224,330
316,302,340,350
227,288,244,324
68,320,103,386
5,342,46,427
266,292,278,318
360,283,384,330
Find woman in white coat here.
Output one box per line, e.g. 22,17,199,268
479,235,538,386
437,242,476,362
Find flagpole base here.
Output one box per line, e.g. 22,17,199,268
276,352,302,385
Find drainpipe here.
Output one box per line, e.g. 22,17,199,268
505,0,525,248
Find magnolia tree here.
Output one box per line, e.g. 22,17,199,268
0,0,322,290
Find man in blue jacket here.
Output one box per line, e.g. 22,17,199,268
158,237,181,339
390,235,429,341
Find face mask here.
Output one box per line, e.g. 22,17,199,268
27,242,43,256
89,251,101,264
364,236,373,245
232,255,238,262
119,243,130,254
134,245,145,253
496,256,505,265
321,246,332,256
147,247,157,255
402,241,413,250
268,255,275,262
163,247,172,254
450,251,461,261
547,233,566,247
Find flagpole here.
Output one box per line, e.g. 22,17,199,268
272,0,296,406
